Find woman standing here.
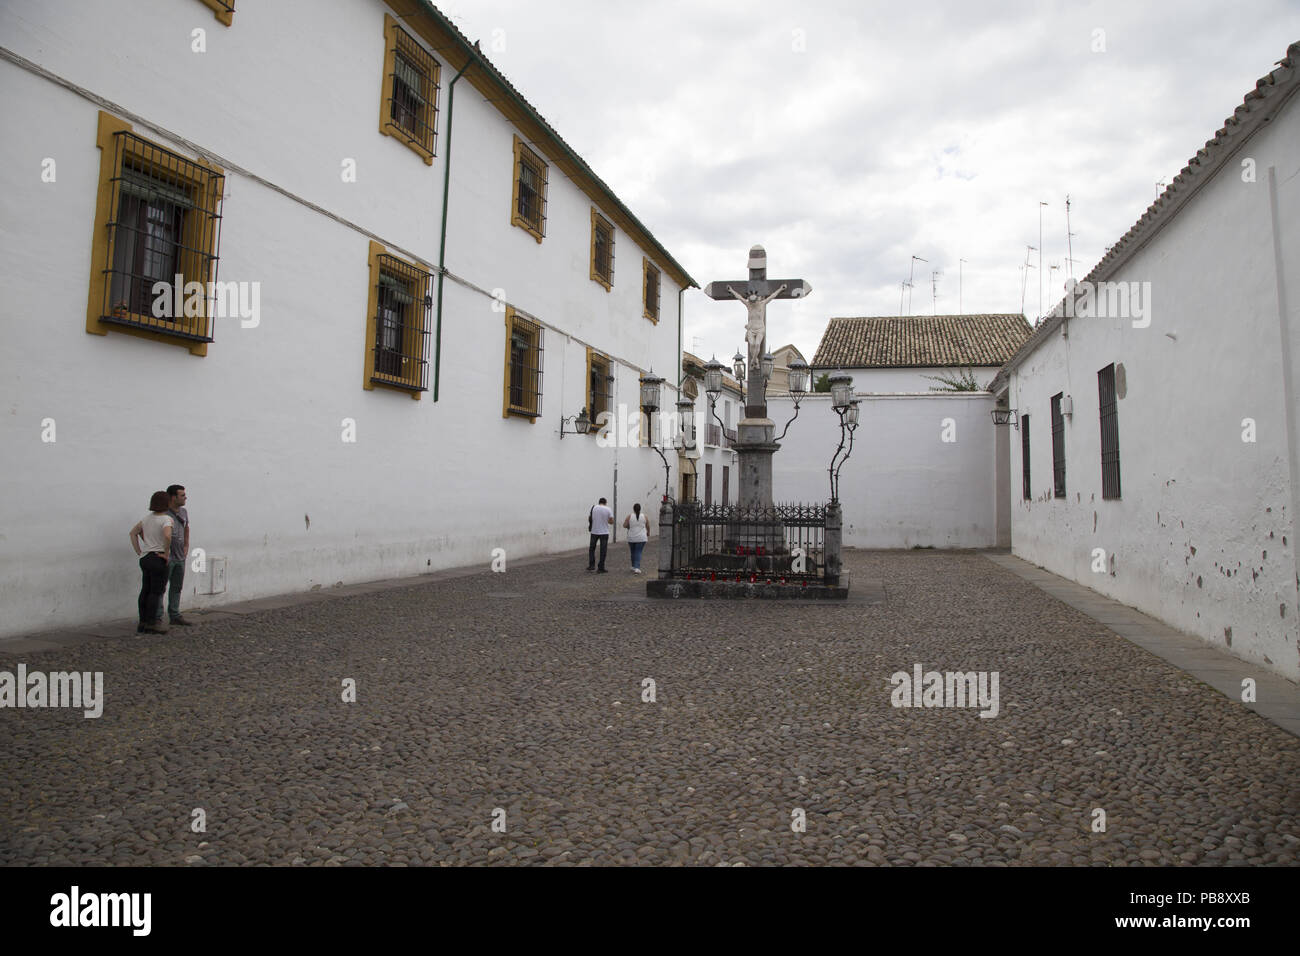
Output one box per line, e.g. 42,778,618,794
623,502,650,574
130,491,174,634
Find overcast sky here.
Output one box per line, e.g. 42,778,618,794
436,0,1299,364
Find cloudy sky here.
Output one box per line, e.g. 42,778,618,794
436,0,1299,364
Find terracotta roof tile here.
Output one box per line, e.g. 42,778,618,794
811,314,1032,368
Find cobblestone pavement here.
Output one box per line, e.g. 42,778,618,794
2,550,1297,866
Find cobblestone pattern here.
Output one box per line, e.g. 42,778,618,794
1,551,1297,866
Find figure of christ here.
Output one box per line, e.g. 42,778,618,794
727,283,787,372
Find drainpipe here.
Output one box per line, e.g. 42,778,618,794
433,57,473,401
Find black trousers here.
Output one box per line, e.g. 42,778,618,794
588,534,609,570
138,553,168,624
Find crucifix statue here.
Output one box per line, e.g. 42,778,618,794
704,245,811,417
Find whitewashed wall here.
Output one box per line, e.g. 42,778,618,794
1007,94,1300,680
815,366,1003,393
0,0,685,637
772,393,999,548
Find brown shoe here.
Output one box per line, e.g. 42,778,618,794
170,616,194,626
143,622,169,634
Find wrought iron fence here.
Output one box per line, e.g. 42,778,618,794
667,500,829,582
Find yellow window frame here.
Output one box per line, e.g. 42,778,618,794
503,307,543,420
85,111,224,357
510,135,547,242
363,241,432,399
379,13,439,165
590,208,614,290
643,258,661,323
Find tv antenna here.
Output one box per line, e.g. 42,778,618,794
1020,245,1036,316
1065,194,1078,279
931,270,943,314
958,258,968,314
907,255,928,315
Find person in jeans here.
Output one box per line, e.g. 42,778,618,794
130,491,174,634
164,484,192,626
587,496,614,573
623,502,650,574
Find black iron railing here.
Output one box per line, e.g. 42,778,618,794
668,500,828,582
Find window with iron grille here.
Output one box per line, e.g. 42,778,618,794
643,259,661,322
364,243,432,396
590,209,615,290
1050,393,1066,498
88,113,225,354
504,307,544,419
1098,364,1121,499
380,15,439,165
587,350,612,431
1021,414,1031,500
511,136,547,241
197,0,234,26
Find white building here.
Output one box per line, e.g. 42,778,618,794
0,0,694,637
991,42,1300,681
679,352,742,506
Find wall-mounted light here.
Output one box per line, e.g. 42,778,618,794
560,408,591,439
991,407,1019,428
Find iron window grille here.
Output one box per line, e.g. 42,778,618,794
383,22,439,162
588,352,612,429
1021,414,1031,500
1050,393,1066,499
1098,364,1121,499
511,137,547,241
100,131,224,343
591,210,615,289
506,310,544,418
370,255,432,392
643,259,661,321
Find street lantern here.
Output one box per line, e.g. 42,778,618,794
732,351,746,384
639,371,663,414
829,370,853,409
991,407,1019,428
846,399,860,428
704,355,725,401
788,357,810,395
761,352,775,383
676,398,695,449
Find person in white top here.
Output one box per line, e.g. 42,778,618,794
129,490,174,634
587,497,615,573
623,503,650,573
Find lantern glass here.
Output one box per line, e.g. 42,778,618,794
576,410,590,434
676,399,694,446
846,400,860,427
704,356,724,399
788,359,810,394
829,371,853,409
733,351,746,383
991,408,1015,426
639,373,663,412
761,352,775,382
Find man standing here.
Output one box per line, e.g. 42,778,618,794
587,496,614,573
164,484,193,626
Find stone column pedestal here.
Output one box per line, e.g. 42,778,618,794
824,500,843,586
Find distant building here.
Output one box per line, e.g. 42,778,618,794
991,42,1300,680
766,343,808,395
680,352,741,505
811,314,1031,392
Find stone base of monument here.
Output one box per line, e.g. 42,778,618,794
646,571,850,600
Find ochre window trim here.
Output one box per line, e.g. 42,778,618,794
590,208,614,291
197,0,234,27
379,13,439,165
364,241,433,399
586,348,612,435
503,307,544,420
510,135,547,242
643,258,661,323
86,111,225,357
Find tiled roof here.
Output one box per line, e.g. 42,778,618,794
811,314,1032,369
991,40,1300,391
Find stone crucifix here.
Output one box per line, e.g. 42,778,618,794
703,245,811,417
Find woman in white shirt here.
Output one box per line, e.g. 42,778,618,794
622,503,650,573
129,490,174,634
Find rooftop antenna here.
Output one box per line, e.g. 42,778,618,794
1038,201,1048,318
899,280,908,316
908,255,928,315
1064,195,1078,280
931,270,942,315
1020,245,1036,316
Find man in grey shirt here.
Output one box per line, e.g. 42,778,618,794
587,496,614,573
164,484,193,626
